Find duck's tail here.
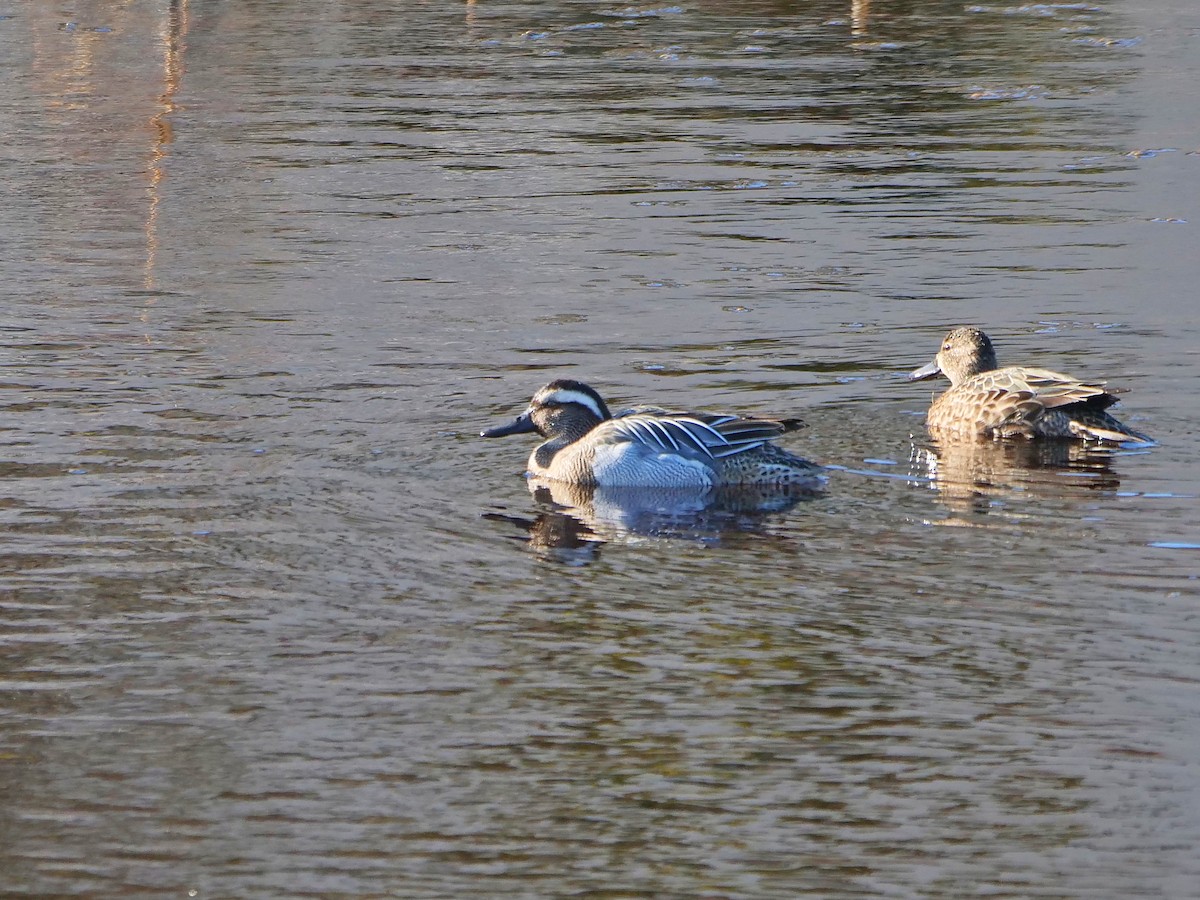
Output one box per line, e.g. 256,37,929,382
1069,417,1154,445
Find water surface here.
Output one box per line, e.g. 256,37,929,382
1,0,1198,896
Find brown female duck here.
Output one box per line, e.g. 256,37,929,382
910,327,1152,443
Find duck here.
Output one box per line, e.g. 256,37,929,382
909,326,1152,443
481,379,824,488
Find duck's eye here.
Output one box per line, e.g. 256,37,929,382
942,343,952,351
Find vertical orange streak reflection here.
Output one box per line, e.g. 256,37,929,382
145,0,190,293
851,0,871,36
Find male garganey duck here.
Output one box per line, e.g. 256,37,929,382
481,379,824,488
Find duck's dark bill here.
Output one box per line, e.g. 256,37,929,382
908,360,942,381
480,413,536,438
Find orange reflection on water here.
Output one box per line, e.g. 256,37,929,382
24,1,189,295
851,0,871,36
145,1,190,293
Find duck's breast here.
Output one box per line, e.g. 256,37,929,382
927,387,995,437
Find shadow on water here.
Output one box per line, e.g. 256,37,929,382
485,477,823,564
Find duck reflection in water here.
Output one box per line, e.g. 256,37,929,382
910,437,1125,523
485,477,821,564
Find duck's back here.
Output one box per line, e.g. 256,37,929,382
928,365,1139,441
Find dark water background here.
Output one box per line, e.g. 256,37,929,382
1,0,1198,896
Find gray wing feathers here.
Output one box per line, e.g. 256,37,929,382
997,369,1115,410
605,415,725,457
706,418,787,458
603,413,788,459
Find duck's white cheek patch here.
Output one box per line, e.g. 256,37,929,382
591,443,714,489
537,389,605,420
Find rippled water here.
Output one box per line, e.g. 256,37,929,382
2,0,1199,896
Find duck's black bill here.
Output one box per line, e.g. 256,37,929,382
480,413,536,438
908,360,942,381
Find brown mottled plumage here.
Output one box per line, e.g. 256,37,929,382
909,327,1152,443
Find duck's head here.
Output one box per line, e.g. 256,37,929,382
481,379,613,440
910,326,998,385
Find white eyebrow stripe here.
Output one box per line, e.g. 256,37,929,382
537,389,606,419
